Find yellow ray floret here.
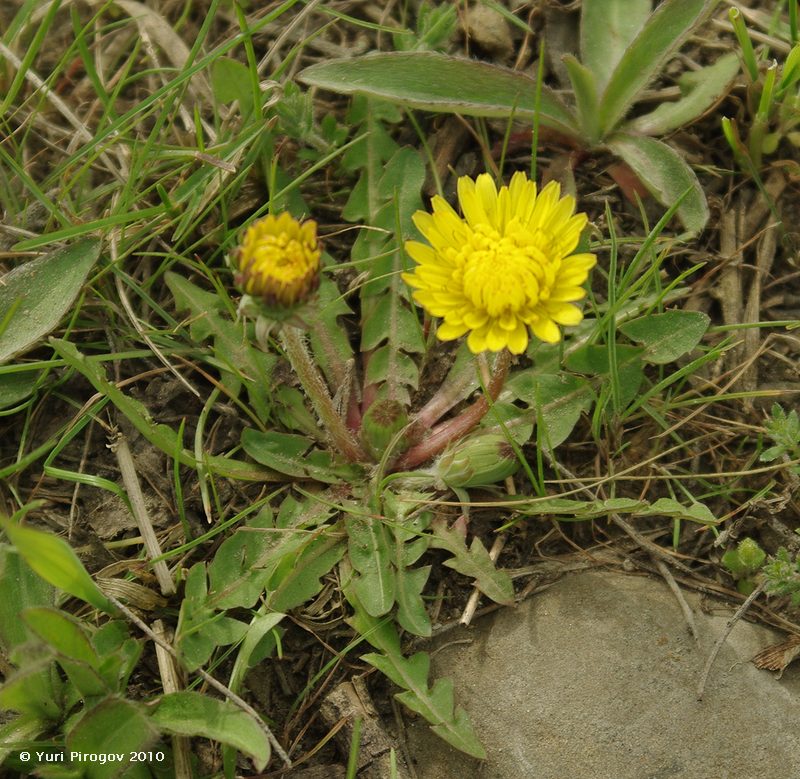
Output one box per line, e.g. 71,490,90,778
403,171,596,354
236,213,321,308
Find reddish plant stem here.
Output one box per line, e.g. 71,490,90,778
396,350,511,470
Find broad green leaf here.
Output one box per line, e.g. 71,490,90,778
268,534,345,612
395,564,431,637
50,338,273,482
228,611,286,694
625,53,740,135
619,310,710,364
299,52,578,136
211,56,254,113
66,697,157,778
430,518,513,605
517,496,646,519
0,238,101,364
241,429,362,483
606,133,709,234
23,608,100,668
0,714,50,764
598,0,713,135
639,498,717,525
563,55,600,144
346,512,396,617
92,621,142,692
345,581,486,760
0,546,54,653
0,371,40,410
0,516,115,614
580,0,651,92
507,372,594,449
0,657,63,720
387,494,432,637
566,344,644,411
514,496,717,525
151,691,269,771
207,507,275,610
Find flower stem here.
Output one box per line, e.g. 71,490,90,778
280,325,366,462
396,349,512,470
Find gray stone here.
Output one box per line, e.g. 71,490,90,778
405,572,800,779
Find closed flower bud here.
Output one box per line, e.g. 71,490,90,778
235,213,321,312
431,432,518,489
362,399,408,459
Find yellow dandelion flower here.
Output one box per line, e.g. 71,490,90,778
402,172,596,354
236,213,321,308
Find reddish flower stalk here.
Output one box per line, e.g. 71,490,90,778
395,350,511,470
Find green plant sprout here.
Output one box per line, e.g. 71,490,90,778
760,403,800,469
723,6,800,172
763,547,800,605
722,537,767,595
299,0,740,234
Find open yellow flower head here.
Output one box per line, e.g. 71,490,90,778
402,172,596,354
236,213,321,308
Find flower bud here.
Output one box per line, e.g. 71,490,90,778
235,213,321,313
362,399,408,459
431,432,518,489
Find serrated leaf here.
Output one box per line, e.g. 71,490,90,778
598,0,714,135
241,429,362,483
361,292,425,352
346,513,396,617
299,52,578,136
0,238,101,364
0,516,116,614
517,496,646,519
308,275,355,391
430,518,513,604
345,580,486,760
358,147,426,400
395,564,431,637
619,310,709,364
639,498,717,525
625,53,740,135
268,534,345,612
151,691,269,771
341,96,400,223
606,133,709,234
580,0,651,93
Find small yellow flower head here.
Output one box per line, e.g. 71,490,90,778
236,213,321,309
403,172,596,354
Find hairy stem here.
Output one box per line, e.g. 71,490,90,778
280,325,366,462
